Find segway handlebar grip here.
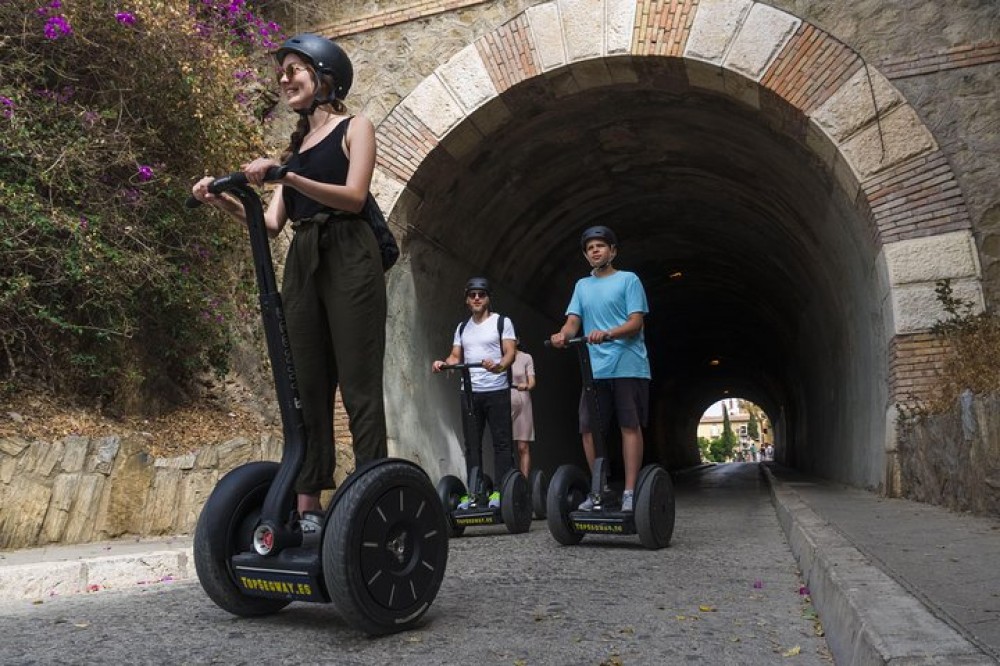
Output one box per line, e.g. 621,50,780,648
185,165,289,208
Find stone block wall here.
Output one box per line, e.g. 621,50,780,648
0,432,296,550
898,391,1000,517
0,387,361,549
1,392,359,549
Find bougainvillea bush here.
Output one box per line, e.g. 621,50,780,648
0,0,283,412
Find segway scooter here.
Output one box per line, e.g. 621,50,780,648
434,362,532,537
187,168,448,635
545,337,675,549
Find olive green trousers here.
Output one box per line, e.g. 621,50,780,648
282,212,387,495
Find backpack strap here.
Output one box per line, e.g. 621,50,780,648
498,315,513,386
458,319,467,363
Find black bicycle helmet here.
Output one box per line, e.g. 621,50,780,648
465,277,490,295
275,33,353,105
580,225,618,249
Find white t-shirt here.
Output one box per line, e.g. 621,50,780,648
452,313,516,392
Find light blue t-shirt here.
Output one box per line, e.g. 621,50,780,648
566,270,651,380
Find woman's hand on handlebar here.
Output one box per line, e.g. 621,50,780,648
549,332,568,349
191,176,227,208
431,360,446,373
241,157,283,187
191,176,213,203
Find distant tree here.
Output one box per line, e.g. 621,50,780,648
708,405,738,461
748,411,760,442
698,436,713,461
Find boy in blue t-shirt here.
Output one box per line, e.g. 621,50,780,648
549,226,650,512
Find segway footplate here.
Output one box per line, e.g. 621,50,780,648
568,510,636,535
451,507,503,528
231,550,326,602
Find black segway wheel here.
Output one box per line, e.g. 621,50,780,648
545,464,589,545
194,461,291,616
323,460,449,636
499,470,532,534
634,465,675,550
436,474,467,538
529,468,548,519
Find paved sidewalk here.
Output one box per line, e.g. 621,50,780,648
764,463,999,665
0,536,192,600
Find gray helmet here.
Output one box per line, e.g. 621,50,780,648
580,225,618,249
465,277,490,295
275,34,353,105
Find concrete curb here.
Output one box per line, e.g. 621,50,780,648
0,542,194,601
762,466,993,665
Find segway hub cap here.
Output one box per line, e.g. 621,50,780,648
253,524,275,555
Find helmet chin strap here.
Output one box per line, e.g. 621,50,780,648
295,71,337,116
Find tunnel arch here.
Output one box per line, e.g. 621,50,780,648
369,0,985,493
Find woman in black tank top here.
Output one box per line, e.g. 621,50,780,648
190,34,388,527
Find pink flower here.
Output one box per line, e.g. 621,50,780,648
115,11,136,25
137,165,153,181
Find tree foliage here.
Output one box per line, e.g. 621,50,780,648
747,410,759,441
1,0,283,412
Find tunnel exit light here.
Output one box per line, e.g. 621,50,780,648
709,358,720,366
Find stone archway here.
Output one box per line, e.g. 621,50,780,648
367,0,984,493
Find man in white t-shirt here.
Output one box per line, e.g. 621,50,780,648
432,277,517,509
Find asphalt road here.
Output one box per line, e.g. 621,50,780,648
0,464,831,665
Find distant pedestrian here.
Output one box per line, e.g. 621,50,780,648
510,340,536,478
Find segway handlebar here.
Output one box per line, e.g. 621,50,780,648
543,335,611,348
438,362,485,371
185,165,289,208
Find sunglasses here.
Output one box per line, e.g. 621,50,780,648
467,291,489,300
278,63,310,81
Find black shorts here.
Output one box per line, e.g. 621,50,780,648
578,378,650,434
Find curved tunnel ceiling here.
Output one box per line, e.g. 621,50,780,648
402,58,876,466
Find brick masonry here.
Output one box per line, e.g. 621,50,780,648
759,24,862,116
632,0,697,57
879,40,1000,80
864,151,973,245
314,0,494,38
888,333,950,406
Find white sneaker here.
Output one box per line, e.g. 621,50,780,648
621,490,634,513
577,493,598,511
488,491,501,509
299,511,324,546
457,495,472,510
